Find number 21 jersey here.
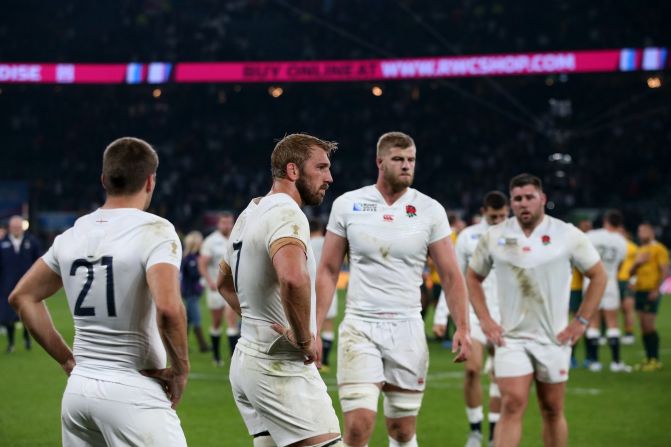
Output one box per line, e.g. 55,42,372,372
42,208,182,388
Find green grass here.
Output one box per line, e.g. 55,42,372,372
1,291,669,446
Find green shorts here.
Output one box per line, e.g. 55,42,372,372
635,291,661,314
619,280,633,300
569,290,583,313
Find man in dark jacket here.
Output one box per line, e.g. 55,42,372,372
1,215,42,352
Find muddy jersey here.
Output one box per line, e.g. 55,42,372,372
42,208,181,388
327,185,451,320
469,216,600,345
224,193,315,360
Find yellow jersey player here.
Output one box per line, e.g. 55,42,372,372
630,223,669,371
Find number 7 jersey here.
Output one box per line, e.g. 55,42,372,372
42,208,182,388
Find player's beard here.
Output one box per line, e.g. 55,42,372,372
296,174,327,206
384,167,413,193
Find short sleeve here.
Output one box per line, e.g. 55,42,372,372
265,204,310,254
41,237,61,276
469,231,493,278
428,202,452,244
145,222,182,271
326,195,349,238
570,227,601,273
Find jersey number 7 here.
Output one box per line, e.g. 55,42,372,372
232,241,243,293
70,257,116,317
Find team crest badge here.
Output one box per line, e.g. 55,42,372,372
405,204,417,218
542,235,551,245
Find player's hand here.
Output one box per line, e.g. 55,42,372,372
648,289,660,301
432,324,447,338
209,281,217,291
141,368,188,409
61,357,76,377
633,252,651,266
451,327,472,363
556,319,587,346
271,323,317,365
482,318,505,347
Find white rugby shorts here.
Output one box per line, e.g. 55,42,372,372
495,339,571,383
61,374,186,447
599,291,620,311
229,348,340,447
206,288,228,310
337,317,429,391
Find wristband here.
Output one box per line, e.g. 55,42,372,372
575,315,589,326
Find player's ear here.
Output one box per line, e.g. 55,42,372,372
146,174,156,193
286,162,299,181
540,192,547,206
100,174,107,191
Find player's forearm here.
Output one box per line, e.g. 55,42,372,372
443,272,469,330
279,274,313,344
157,302,190,375
579,269,607,321
466,272,491,323
315,266,338,332
13,299,73,367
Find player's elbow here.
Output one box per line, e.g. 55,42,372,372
156,299,186,327
279,270,310,294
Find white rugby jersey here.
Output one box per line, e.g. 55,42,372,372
42,208,182,388
224,193,316,360
469,215,600,345
327,185,451,320
201,229,228,283
584,228,627,298
457,221,500,322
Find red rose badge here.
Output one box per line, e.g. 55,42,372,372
406,204,417,218
542,235,551,245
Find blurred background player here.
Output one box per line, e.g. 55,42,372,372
9,137,189,446
617,228,638,345
309,218,338,372
467,173,606,447
630,222,669,371
317,131,471,447
452,191,509,447
0,215,42,353
181,230,210,352
583,210,629,372
199,212,239,366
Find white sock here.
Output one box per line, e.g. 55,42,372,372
389,434,417,447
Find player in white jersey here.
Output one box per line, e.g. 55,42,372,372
452,192,509,447
309,219,338,372
317,132,471,447
466,173,606,447
583,210,629,372
199,212,240,366
9,137,189,446
217,134,342,447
